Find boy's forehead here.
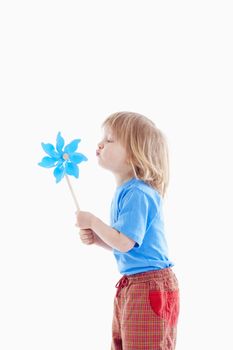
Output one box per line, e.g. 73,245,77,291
103,127,114,137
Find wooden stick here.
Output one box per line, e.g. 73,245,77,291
65,175,80,212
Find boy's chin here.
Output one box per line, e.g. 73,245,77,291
98,161,113,172
97,160,108,169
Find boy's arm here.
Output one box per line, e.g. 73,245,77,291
93,232,113,251
91,216,135,253
76,211,135,253
79,229,112,251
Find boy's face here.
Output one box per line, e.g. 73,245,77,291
96,128,131,175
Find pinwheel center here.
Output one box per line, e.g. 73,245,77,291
63,153,69,160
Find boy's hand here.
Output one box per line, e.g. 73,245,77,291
79,229,95,245
75,210,95,230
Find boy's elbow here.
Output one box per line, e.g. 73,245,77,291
118,234,135,252
120,246,133,253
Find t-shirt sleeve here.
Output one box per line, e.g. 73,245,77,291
112,188,149,247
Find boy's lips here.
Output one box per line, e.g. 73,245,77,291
96,150,100,156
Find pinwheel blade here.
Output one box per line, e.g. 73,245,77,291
65,162,79,178
38,156,57,168
56,132,65,153
69,152,88,164
64,139,81,154
53,164,65,183
41,143,60,159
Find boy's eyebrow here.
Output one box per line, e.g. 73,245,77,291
103,130,115,139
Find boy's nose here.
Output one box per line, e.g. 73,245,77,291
98,142,104,149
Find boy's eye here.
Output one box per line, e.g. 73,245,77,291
105,138,114,142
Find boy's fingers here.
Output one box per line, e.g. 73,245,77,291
79,229,93,236
79,231,94,241
81,238,94,245
79,228,92,233
78,228,94,245
80,231,91,237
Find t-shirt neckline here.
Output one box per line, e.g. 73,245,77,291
116,177,137,191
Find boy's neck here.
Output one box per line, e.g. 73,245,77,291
115,173,135,188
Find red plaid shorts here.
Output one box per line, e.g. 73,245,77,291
111,268,179,350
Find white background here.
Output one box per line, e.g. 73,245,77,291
0,1,232,349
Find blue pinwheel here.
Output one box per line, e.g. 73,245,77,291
38,132,88,211
38,132,88,183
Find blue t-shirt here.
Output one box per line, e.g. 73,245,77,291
110,177,174,275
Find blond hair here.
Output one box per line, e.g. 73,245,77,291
102,111,169,197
